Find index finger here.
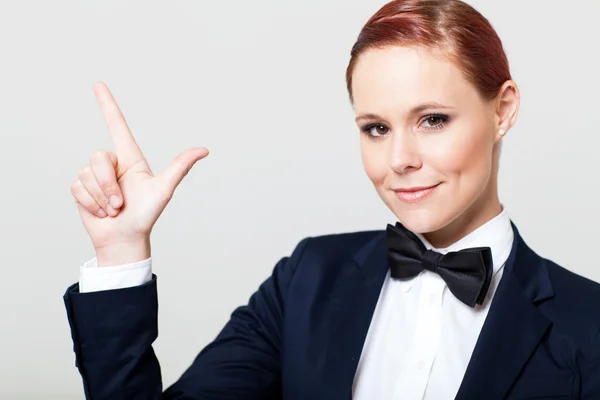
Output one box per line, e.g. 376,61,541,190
93,82,146,166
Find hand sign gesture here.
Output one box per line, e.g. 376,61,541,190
70,82,209,266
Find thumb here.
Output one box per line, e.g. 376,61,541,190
157,147,209,194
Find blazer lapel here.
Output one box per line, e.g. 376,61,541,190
323,232,389,399
455,222,555,400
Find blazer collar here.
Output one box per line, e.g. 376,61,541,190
502,221,554,303
323,221,555,399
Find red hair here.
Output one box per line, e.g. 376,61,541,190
346,0,511,103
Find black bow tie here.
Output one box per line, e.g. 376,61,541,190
386,221,494,307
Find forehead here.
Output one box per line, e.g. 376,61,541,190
351,46,476,113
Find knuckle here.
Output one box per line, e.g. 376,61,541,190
161,191,174,205
70,180,81,195
90,150,107,161
174,161,190,175
78,166,93,180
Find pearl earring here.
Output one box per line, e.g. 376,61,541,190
498,129,505,136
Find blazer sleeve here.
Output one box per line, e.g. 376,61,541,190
63,236,311,400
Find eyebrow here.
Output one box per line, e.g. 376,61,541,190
355,102,454,123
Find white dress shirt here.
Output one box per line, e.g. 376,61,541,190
78,208,513,399
79,256,152,293
352,208,514,399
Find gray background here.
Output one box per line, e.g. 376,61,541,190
1,0,599,398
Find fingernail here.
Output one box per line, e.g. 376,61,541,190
109,195,121,208
98,209,107,217
107,205,117,215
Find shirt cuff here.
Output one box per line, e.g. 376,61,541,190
79,256,153,293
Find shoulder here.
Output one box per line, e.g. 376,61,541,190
285,229,384,277
540,257,600,345
544,258,600,306
295,229,384,262
306,229,385,250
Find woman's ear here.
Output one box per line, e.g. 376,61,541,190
495,80,520,140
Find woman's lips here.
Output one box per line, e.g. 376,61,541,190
393,183,440,203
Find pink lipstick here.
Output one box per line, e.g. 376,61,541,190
393,183,440,204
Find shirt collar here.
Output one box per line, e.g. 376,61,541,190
400,205,514,292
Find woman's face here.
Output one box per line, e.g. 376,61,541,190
352,46,516,245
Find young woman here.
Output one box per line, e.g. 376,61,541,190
64,0,600,398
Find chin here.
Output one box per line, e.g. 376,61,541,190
396,209,450,233
384,193,456,234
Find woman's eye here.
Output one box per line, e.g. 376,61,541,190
420,114,449,130
361,114,449,139
365,124,389,137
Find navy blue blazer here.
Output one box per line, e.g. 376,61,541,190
64,222,600,399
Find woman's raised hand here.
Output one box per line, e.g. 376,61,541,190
70,82,209,266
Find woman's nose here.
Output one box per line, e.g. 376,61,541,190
389,132,422,174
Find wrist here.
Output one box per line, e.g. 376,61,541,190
95,238,151,267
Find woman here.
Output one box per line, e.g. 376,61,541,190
64,0,600,399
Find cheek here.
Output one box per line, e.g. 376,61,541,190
428,127,493,179
360,139,388,183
